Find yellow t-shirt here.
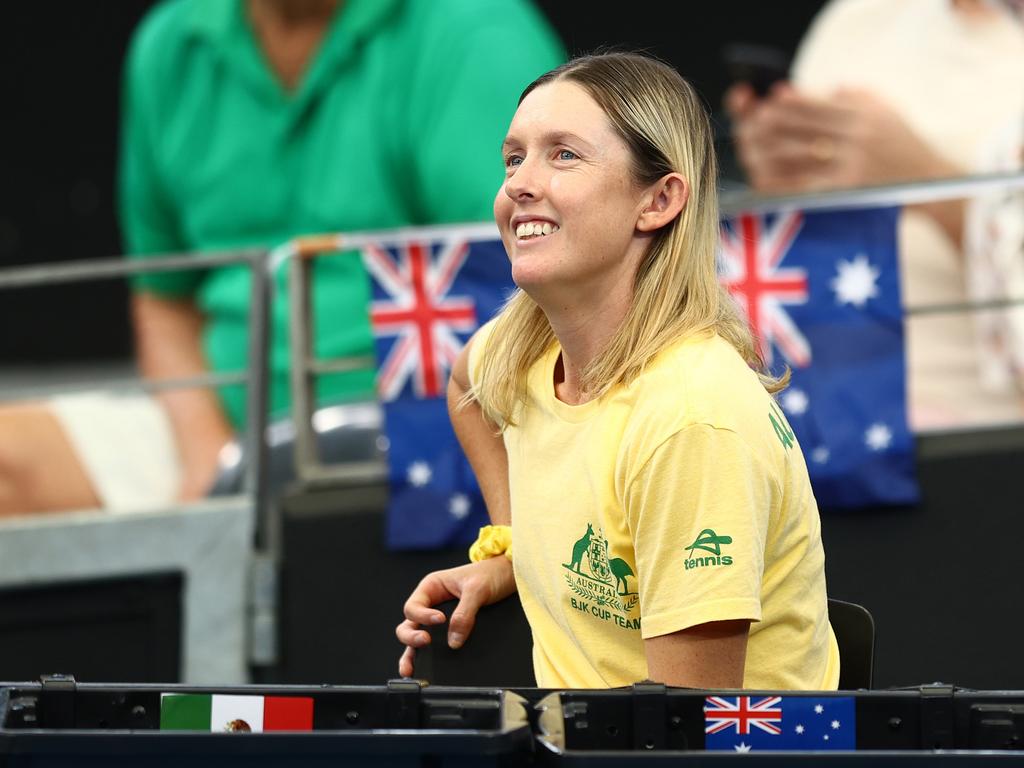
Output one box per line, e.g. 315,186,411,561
471,321,840,690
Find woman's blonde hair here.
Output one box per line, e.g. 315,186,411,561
472,51,786,428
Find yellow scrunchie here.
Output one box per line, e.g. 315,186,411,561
468,524,513,562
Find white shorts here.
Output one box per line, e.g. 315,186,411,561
49,392,181,513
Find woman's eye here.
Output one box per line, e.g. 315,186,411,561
505,155,523,169
558,149,578,161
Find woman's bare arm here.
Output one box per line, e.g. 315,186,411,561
447,333,510,524
644,620,751,688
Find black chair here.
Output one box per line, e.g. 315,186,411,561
422,596,876,690
419,596,535,688
827,597,876,690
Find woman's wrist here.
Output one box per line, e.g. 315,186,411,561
468,524,513,562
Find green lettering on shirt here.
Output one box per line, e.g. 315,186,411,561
769,403,795,450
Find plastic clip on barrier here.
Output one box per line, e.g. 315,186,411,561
919,682,956,749
38,674,76,730
629,682,668,751
387,678,424,729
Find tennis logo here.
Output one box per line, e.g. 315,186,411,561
684,529,734,569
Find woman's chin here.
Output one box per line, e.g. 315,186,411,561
510,262,548,291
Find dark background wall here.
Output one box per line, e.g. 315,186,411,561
0,0,827,364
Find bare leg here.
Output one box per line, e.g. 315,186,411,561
0,403,101,517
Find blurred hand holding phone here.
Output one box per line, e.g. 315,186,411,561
721,42,791,99
721,38,958,198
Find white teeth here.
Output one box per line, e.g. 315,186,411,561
515,221,559,239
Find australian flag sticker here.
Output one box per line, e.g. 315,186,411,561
704,695,856,751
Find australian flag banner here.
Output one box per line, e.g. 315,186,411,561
704,695,856,751
720,207,919,509
361,224,513,550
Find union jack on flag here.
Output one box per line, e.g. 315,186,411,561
704,696,783,736
360,227,514,549
363,240,478,402
720,211,810,368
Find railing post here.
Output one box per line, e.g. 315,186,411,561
244,250,273,555
244,249,276,673
288,240,320,482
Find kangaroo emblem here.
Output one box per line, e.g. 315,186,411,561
565,523,594,573
609,558,634,596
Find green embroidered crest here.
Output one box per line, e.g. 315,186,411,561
562,523,640,630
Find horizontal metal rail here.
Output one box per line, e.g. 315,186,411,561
907,296,1024,318
304,355,379,376
720,170,1024,216
0,370,249,404
0,248,265,290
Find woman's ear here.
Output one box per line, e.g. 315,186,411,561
637,173,689,233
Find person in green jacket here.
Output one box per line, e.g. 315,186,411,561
0,0,564,516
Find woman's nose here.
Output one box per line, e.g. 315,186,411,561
504,159,541,201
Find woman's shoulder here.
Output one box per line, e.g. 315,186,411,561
620,335,796,485
629,333,775,433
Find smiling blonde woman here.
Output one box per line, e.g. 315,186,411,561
396,51,839,691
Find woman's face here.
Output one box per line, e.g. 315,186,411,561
494,80,651,298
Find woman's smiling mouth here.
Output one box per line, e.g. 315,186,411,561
515,221,560,239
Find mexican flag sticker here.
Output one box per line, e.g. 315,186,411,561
160,694,314,732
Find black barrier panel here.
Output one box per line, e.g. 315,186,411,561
4,679,1024,767
532,684,1024,760
0,678,532,768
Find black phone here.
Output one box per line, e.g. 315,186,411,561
721,43,791,98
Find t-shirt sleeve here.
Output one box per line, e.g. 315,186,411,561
117,10,202,297
624,423,776,639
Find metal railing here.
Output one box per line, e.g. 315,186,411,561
719,169,1024,215
0,248,273,555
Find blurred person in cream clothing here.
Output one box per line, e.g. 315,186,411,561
727,0,1024,431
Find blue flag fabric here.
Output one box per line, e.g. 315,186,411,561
704,695,856,751
361,230,514,549
363,209,918,550
720,207,918,509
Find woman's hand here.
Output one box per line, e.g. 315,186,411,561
396,555,516,678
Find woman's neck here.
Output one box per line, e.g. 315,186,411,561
543,281,634,406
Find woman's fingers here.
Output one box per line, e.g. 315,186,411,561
395,618,433,648
398,645,416,678
447,588,487,649
402,574,456,626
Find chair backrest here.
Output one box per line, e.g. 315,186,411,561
423,595,876,690
827,597,876,689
